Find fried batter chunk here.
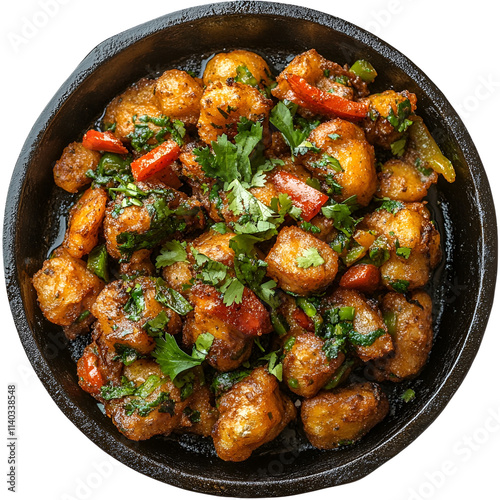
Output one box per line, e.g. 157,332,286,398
212,366,296,461
301,382,389,449
32,248,104,339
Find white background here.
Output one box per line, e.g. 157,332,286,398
1,1,499,499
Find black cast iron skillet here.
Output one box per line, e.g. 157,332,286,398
3,1,497,496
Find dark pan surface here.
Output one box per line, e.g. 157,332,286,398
3,1,497,496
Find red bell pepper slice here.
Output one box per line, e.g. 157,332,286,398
192,284,272,337
286,74,369,120
131,140,181,182
339,263,380,293
82,129,128,154
292,308,315,332
77,347,104,396
271,170,329,222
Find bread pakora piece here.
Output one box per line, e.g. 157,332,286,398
154,69,203,126
175,379,218,437
203,50,273,89
103,180,203,260
53,142,101,193
360,89,417,149
377,158,438,203
212,366,296,461
183,284,272,372
361,202,441,291
303,119,376,207
265,226,339,296
272,49,368,108
371,290,433,381
103,78,162,142
197,81,273,144
91,276,182,356
321,288,393,362
32,248,104,338
63,187,108,258
301,382,389,449
103,359,190,441
283,332,345,397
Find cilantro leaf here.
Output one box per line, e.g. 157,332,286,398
230,237,279,309
144,310,170,337
152,333,214,381
155,278,193,315
123,284,145,321
321,196,359,236
395,239,411,259
101,376,137,400
155,240,188,268
348,328,386,346
388,279,410,293
193,120,265,186
113,344,143,366
386,99,413,133
296,247,325,268
211,369,252,397
269,101,319,158
376,198,405,214
219,277,245,306
124,391,175,417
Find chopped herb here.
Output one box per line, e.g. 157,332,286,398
211,369,251,397
288,377,299,389
395,239,411,259
348,328,385,346
321,196,359,237
155,278,193,315
368,237,391,266
389,279,410,293
183,407,201,424
113,344,142,366
266,351,283,381
124,391,175,417
76,310,90,323
117,194,199,258
143,310,170,337
269,101,319,159
310,153,343,173
386,99,413,133
123,284,145,322
376,198,405,215
296,247,325,268
127,114,185,152
391,137,407,157
87,244,109,282
101,376,137,400
322,336,347,360
155,240,188,268
152,332,214,381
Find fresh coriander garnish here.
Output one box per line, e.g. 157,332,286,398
296,247,325,268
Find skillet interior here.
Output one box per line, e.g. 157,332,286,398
3,2,497,496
